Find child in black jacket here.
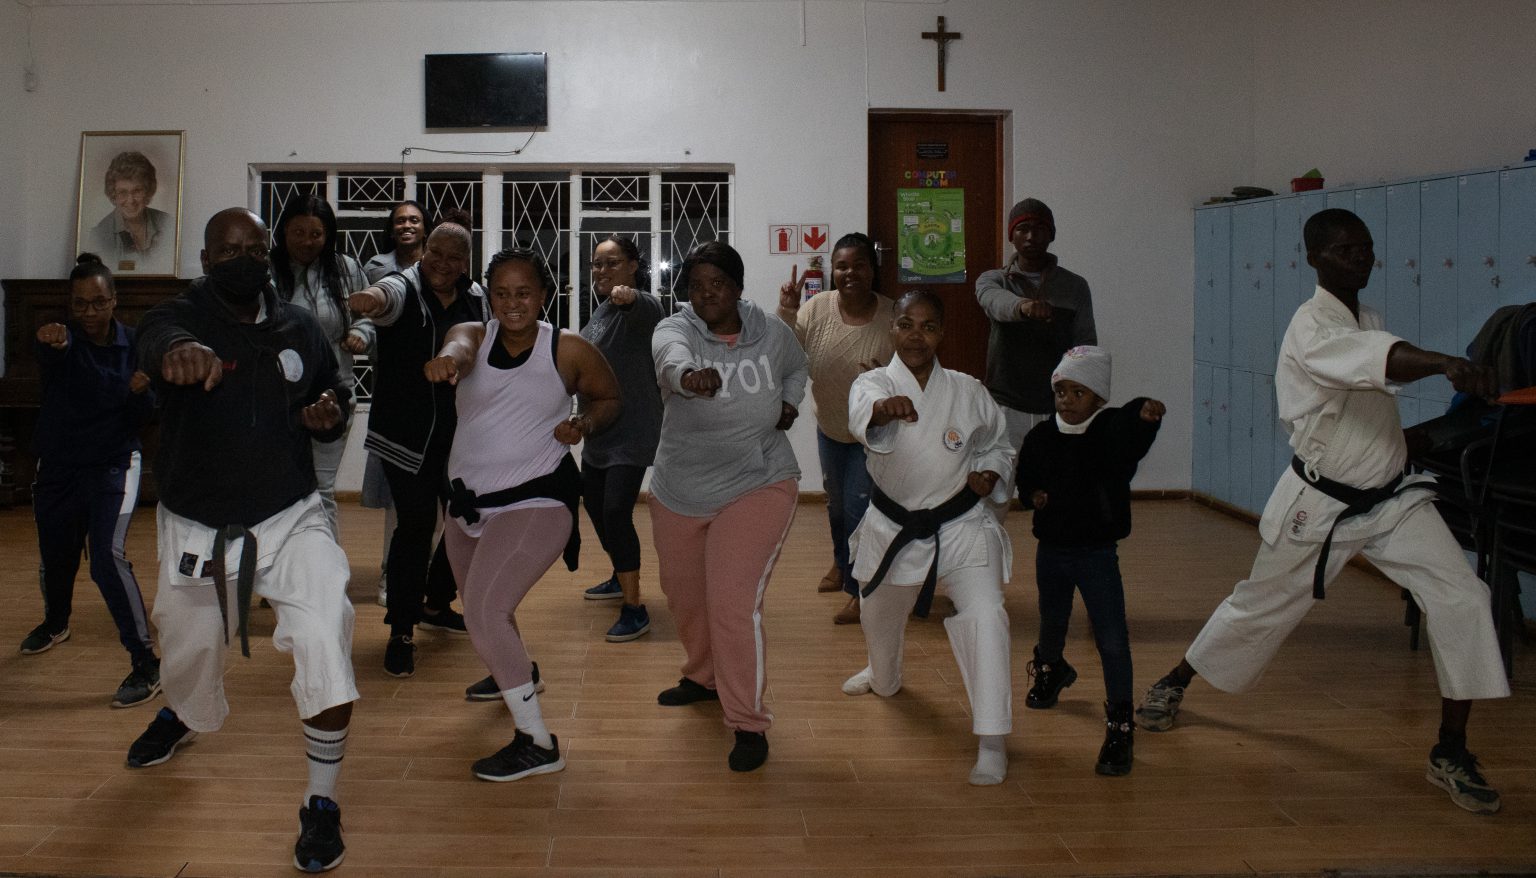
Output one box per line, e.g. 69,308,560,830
1016,345,1164,776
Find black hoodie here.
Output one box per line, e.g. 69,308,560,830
137,277,350,528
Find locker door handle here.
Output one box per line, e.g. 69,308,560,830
1492,275,1501,288
1253,280,1261,290
1413,273,1421,287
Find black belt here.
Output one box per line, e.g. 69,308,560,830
1291,456,1433,599
209,525,258,658
447,453,582,571
861,485,983,619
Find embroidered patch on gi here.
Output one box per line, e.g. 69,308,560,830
278,349,305,383
942,428,965,452
178,552,199,576
1290,509,1308,536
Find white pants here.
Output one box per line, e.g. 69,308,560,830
859,552,1013,736
311,434,347,540
1188,502,1510,702
154,494,360,732
989,406,1046,521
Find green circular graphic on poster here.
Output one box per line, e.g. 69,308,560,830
897,188,966,283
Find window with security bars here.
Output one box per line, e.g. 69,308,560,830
255,167,732,395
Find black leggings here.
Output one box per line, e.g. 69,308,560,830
382,438,459,635
580,463,646,574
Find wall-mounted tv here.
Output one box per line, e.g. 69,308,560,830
425,52,547,129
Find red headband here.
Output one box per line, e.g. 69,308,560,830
1009,212,1053,238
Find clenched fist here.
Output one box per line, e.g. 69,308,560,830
36,323,70,350
162,342,224,391
300,390,342,432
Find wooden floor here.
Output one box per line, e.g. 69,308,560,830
0,499,1532,878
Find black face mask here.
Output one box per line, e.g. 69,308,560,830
208,255,271,306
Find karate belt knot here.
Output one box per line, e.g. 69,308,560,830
209,525,258,658
1291,456,1438,599
446,453,583,571
861,485,983,619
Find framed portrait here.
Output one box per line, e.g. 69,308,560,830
75,130,185,277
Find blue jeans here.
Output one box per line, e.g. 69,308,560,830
1035,542,1133,704
817,431,873,597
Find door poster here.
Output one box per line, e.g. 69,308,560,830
897,188,966,283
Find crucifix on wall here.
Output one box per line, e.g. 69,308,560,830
921,16,962,92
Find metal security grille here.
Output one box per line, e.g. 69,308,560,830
255,166,733,394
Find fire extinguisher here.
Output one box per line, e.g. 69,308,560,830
802,255,824,303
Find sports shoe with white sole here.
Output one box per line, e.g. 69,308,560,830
1134,680,1185,732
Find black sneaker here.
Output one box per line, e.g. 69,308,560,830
584,575,624,600
111,655,162,709
1427,743,1501,814
126,707,196,767
466,663,543,701
19,622,69,655
384,634,416,678
1095,701,1134,776
657,676,718,706
1024,650,1077,709
472,730,565,782
605,603,651,642
728,730,769,772
418,607,468,634
294,795,345,872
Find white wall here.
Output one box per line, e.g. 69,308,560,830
11,0,1266,492
1250,0,1536,189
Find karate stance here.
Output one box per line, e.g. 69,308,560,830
1137,208,1510,814
842,290,1016,786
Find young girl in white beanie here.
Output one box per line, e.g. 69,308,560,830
1015,345,1165,776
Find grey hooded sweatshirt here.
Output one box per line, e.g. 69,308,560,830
650,298,808,516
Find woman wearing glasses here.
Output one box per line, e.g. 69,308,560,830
23,253,160,709
577,236,665,642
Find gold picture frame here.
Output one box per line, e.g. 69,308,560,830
75,130,185,277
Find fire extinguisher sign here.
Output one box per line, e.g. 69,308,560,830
769,225,798,255
769,224,832,254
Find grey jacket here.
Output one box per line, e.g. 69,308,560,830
974,255,1096,413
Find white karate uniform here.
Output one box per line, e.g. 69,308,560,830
848,357,1016,735
1187,287,1509,701
154,492,360,732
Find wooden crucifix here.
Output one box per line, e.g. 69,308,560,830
921,16,962,92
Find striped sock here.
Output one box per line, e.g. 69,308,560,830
303,723,348,805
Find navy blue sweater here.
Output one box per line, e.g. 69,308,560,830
34,320,154,467
1017,399,1161,547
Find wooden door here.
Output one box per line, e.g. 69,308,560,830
868,112,1005,379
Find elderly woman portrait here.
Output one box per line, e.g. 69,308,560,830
87,151,175,273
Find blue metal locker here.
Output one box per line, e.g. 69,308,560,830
1457,173,1500,355
1384,183,1421,348
1211,208,1233,368
1248,201,1276,374
1419,178,1458,402
1230,204,1255,372
1194,209,1214,363
1498,165,1536,311
1354,188,1387,317
1229,370,1254,513
1193,363,1212,497
1253,373,1278,512
1211,367,1231,506
1272,197,1304,360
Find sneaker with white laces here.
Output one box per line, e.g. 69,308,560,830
19,622,70,655
111,655,162,709
1135,679,1185,732
584,576,623,600
294,795,345,872
604,603,650,642
1427,744,1501,814
472,731,564,782
126,707,196,767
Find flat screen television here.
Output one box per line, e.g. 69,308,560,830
424,52,547,129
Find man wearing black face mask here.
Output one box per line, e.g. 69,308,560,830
131,208,358,872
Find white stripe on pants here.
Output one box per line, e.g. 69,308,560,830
1188,502,1510,701
859,553,1013,736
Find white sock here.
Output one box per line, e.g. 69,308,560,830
969,734,1007,786
842,667,874,696
502,681,553,749
303,724,347,805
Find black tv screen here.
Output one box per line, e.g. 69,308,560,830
425,52,547,129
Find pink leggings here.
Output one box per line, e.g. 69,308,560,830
650,479,797,732
444,505,570,690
